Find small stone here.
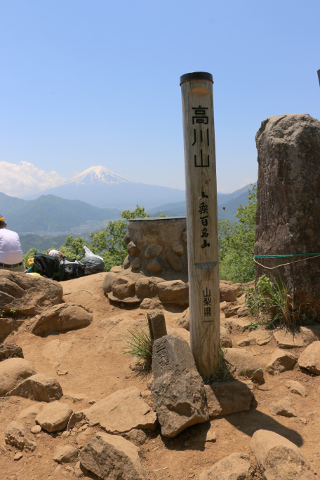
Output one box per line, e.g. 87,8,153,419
269,396,297,417
31,425,42,434
285,380,307,397
14,452,23,461
206,429,216,442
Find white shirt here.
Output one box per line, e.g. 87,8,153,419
0,228,23,265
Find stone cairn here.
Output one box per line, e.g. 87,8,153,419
103,217,189,307
255,114,320,315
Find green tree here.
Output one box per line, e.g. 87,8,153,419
59,235,86,260
90,205,150,271
218,185,257,283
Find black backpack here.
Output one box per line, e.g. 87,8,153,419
32,254,64,281
62,258,85,280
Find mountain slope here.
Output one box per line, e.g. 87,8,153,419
0,193,120,234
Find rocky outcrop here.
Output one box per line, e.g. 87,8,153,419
250,429,316,479
29,303,93,336
0,358,36,396
80,432,148,480
255,114,320,316
0,343,23,361
0,270,63,316
151,334,209,438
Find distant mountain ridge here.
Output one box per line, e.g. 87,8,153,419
0,192,120,235
26,166,185,209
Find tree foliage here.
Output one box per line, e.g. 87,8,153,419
218,185,256,283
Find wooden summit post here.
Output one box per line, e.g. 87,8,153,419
180,72,220,380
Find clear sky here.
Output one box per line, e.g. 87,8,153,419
0,0,319,197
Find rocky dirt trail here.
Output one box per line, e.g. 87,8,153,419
0,271,320,479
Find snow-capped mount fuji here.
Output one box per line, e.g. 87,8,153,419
29,165,185,210
66,166,135,186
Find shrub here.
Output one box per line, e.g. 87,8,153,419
123,324,152,372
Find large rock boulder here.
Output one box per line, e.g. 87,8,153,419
0,270,63,316
82,387,157,433
80,432,148,480
250,429,316,479
35,401,73,432
6,373,63,402
0,358,36,396
29,303,93,336
151,334,209,438
255,114,320,315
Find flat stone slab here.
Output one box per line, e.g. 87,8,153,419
82,387,157,433
80,432,148,480
205,380,254,418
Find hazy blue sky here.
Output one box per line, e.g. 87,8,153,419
0,0,319,197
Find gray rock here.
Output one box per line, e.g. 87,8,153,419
205,380,254,418
151,334,209,438
265,349,296,375
53,445,79,464
255,114,320,316
224,348,264,383
36,401,73,432
0,343,23,361
199,452,251,480
269,396,297,417
6,373,63,402
82,387,157,433
5,421,36,452
298,341,320,374
0,358,36,396
251,429,316,479
126,429,147,446
80,432,148,480
286,380,307,397
29,303,93,336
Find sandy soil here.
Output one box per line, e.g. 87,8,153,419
0,272,319,479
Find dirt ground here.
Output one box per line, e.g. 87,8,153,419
0,272,320,479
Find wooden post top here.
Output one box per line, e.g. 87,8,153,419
180,72,213,85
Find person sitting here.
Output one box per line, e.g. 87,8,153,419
0,215,25,272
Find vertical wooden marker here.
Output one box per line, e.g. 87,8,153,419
180,72,220,380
